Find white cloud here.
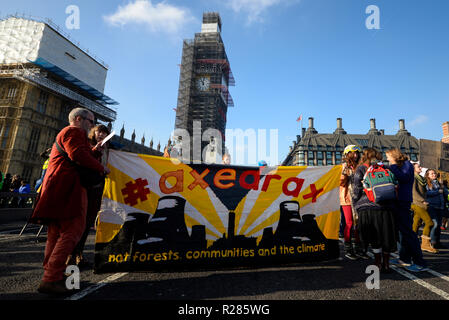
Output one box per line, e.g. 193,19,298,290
408,115,429,127
227,0,297,24
104,0,195,34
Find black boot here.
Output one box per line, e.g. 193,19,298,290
374,253,382,270
353,238,369,260
381,252,392,273
345,242,359,260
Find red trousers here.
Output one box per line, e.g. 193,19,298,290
342,205,356,242
42,197,87,282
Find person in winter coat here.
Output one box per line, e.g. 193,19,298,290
31,107,110,295
352,148,397,273
68,124,110,268
386,148,428,272
425,169,449,249
410,162,436,253
340,145,367,260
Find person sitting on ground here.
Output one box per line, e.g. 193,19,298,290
18,180,31,208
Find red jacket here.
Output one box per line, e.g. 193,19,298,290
31,126,105,222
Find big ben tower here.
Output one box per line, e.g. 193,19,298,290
174,12,235,163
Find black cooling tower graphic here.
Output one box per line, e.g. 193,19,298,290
273,201,302,242
272,200,326,243
141,196,191,247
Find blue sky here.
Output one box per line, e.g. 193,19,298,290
2,0,449,165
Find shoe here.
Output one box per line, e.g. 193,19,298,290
405,264,428,272
390,258,411,267
421,235,439,253
356,251,370,260
37,280,72,296
76,255,92,270
345,252,360,260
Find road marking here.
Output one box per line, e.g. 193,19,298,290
390,252,449,284
368,252,449,300
391,266,449,299
66,272,128,300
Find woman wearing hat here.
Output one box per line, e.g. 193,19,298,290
340,145,366,260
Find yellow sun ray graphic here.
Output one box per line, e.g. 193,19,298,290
139,155,227,238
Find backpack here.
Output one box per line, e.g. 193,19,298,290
362,163,398,203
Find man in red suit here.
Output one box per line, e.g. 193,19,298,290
31,107,110,295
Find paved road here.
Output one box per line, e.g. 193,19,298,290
2,217,449,312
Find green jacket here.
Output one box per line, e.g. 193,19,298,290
413,173,428,209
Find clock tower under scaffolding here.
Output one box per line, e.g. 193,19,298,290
174,12,235,163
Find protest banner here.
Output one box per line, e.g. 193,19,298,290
94,150,342,272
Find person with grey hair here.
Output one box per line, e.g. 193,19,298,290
31,106,110,295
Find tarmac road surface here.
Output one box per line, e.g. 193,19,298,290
1,217,449,315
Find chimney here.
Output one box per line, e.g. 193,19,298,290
368,118,379,135
306,117,318,135
334,117,346,134
443,122,449,144
308,117,314,129
397,119,410,136
301,127,306,137
380,129,385,135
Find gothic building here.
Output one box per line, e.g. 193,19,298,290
0,16,117,186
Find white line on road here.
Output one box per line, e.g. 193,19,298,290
390,252,449,284
369,252,449,300
66,272,128,301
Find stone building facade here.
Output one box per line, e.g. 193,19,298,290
283,117,419,166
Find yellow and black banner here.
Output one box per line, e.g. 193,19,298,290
94,150,342,272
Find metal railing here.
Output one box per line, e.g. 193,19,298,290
0,191,38,209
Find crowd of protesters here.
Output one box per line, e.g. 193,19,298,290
5,106,447,295
0,172,33,208
340,144,449,273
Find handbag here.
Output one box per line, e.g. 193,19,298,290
54,140,105,189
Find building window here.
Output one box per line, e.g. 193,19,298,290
317,159,323,166
356,139,369,147
317,151,323,160
335,152,342,164
1,122,10,149
37,90,49,114
411,154,418,161
7,86,17,99
27,127,41,154
298,151,305,166
326,151,333,165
